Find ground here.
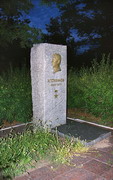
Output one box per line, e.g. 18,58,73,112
0,108,113,128
67,108,113,127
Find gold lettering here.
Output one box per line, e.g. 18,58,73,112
48,79,64,83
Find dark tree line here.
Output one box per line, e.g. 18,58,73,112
0,0,113,71
44,0,113,68
0,0,42,72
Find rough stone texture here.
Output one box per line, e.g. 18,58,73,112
30,43,67,128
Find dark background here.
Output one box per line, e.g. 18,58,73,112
0,0,113,73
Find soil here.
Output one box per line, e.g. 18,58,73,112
0,120,25,129
67,108,113,127
67,108,102,122
0,108,113,129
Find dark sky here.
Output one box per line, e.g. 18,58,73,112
24,0,89,52
23,0,60,33
24,1,80,41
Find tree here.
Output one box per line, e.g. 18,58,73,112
40,0,68,6
81,0,113,55
0,0,42,47
44,0,113,67
44,17,79,68
60,0,113,56
0,0,43,72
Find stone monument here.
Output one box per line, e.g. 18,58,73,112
30,43,67,128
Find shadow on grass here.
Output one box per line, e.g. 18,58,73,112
0,169,12,180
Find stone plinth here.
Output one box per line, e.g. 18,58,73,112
30,43,67,128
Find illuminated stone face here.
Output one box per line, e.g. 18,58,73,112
30,43,67,129
52,53,61,73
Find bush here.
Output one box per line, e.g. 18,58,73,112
0,67,32,124
68,54,113,123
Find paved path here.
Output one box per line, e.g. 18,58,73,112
13,135,113,180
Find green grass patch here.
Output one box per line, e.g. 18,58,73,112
0,54,113,126
0,129,87,178
0,66,32,125
68,54,113,126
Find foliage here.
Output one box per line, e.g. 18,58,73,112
0,129,56,177
0,0,42,47
0,129,86,178
52,137,87,164
1,54,113,126
40,0,68,6
44,17,78,68
68,54,113,125
0,67,32,124
44,0,113,62
0,0,33,16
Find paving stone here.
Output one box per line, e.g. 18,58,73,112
94,177,107,180
97,146,113,154
101,167,113,180
70,154,92,167
28,164,73,180
82,159,111,176
14,174,29,180
50,164,74,175
53,174,71,180
29,166,56,180
53,168,99,180
87,150,113,166
109,136,113,144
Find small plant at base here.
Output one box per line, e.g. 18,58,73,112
51,137,88,164
0,129,87,178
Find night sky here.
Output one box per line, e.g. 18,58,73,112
24,0,60,33
24,0,89,52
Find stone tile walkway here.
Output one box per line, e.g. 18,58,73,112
13,135,113,180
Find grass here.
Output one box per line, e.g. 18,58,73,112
0,66,32,125
0,54,113,127
68,54,113,126
0,128,87,178
0,54,112,178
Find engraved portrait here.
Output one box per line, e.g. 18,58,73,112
52,53,61,73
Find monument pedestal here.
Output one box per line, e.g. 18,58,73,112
30,43,67,128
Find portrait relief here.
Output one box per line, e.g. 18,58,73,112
52,53,61,73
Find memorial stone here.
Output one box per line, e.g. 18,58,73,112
30,43,67,128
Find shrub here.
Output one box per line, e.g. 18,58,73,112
68,54,113,123
0,67,32,124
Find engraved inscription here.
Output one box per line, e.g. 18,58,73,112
48,79,64,86
52,54,61,73
51,83,62,86
48,79,64,82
